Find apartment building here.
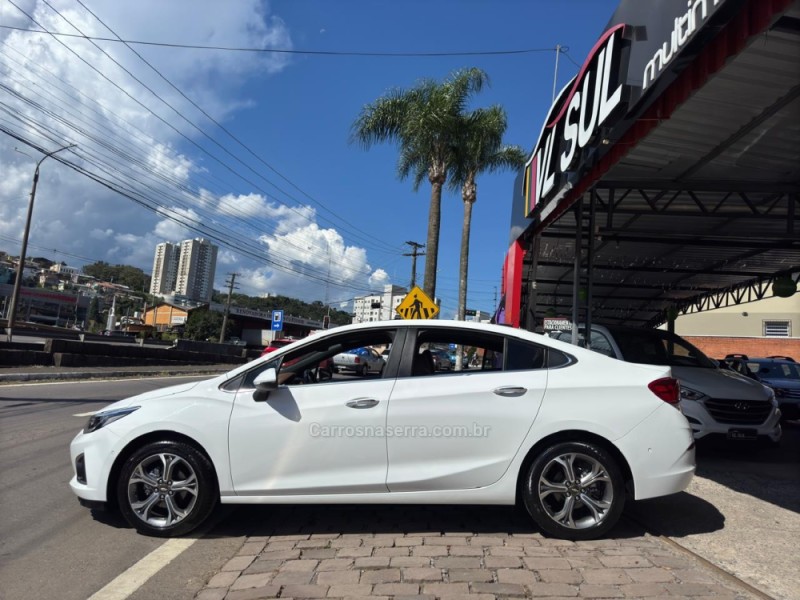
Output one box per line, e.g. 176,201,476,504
175,238,218,302
353,284,407,323
149,242,180,296
149,238,218,302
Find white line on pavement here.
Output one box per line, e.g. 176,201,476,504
73,411,99,417
86,537,197,600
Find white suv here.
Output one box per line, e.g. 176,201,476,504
552,325,781,443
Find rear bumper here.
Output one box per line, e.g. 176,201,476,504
617,404,696,501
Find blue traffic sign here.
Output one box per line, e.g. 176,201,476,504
271,310,284,331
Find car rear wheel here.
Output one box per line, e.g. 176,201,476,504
522,441,624,540
117,440,217,537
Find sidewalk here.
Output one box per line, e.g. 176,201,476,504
0,363,234,383
194,505,760,600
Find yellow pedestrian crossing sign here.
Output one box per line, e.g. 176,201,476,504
395,286,439,320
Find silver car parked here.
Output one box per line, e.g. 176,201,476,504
552,325,782,443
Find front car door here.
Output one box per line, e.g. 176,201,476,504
385,327,549,492
227,326,403,496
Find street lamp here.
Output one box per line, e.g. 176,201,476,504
5,144,76,341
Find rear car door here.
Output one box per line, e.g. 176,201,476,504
385,328,548,492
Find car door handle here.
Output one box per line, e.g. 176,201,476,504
493,386,527,397
346,398,380,409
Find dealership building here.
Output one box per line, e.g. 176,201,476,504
500,0,799,346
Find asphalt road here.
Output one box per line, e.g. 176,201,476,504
1,376,797,600
0,376,243,600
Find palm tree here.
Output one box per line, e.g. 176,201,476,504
352,68,488,300
449,106,526,322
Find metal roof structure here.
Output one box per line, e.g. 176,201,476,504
518,0,800,330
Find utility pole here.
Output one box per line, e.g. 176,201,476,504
6,143,75,341
403,241,425,289
219,272,239,343
552,44,562,103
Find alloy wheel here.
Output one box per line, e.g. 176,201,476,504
537,452,613,530
127,452,199,529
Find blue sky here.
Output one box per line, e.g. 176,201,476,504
0,0,618,317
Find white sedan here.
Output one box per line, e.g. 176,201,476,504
69,320,695,540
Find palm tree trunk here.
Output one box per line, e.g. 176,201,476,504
458,176,476,322
423,178,443,301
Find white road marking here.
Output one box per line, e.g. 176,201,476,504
86,537,197,600
73,411,100,417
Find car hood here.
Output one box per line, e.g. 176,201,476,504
672,366,771,401
100,380,203,412
759,377,800,389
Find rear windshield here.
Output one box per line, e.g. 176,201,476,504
753,361,800,380
609,328,716,369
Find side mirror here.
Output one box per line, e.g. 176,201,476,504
253,368,278,391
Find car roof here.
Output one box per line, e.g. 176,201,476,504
749,357,795,364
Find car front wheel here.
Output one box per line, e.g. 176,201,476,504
117,440,217,537
522,441,624,540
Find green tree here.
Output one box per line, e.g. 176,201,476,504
352,68,488,300
83,261,150,291
184,308,231,341
449,107,526,320
87,296,101,324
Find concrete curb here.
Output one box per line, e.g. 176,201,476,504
0,367,231,384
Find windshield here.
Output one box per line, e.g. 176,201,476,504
609,328,716,369
754,362,800,380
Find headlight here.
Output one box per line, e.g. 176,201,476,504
773,388,788,398
84,406,140,433
680,386,707,401
768,389,779,407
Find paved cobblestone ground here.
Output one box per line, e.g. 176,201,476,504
194,506,756,600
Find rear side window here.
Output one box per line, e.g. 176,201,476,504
505,338,547,371
547,348,572,368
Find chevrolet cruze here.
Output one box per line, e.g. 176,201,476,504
70,320,695,540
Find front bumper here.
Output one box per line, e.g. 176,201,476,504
69,428,120,503
680,398,781,441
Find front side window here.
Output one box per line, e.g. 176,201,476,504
241,329,397,389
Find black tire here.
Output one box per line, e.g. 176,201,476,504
522,441,625,540
359,364,368,376
117,440,217,537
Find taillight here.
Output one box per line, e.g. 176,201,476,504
354,357,361,364
648,377,680,407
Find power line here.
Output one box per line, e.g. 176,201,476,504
6,0,401,262
68,0,400,256
0,25,563,57
1,43,398,286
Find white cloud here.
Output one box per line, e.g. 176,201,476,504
369,269,389,288
236,203,389,302
147,144,192,182
0,1,390,305
217,192,269,218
